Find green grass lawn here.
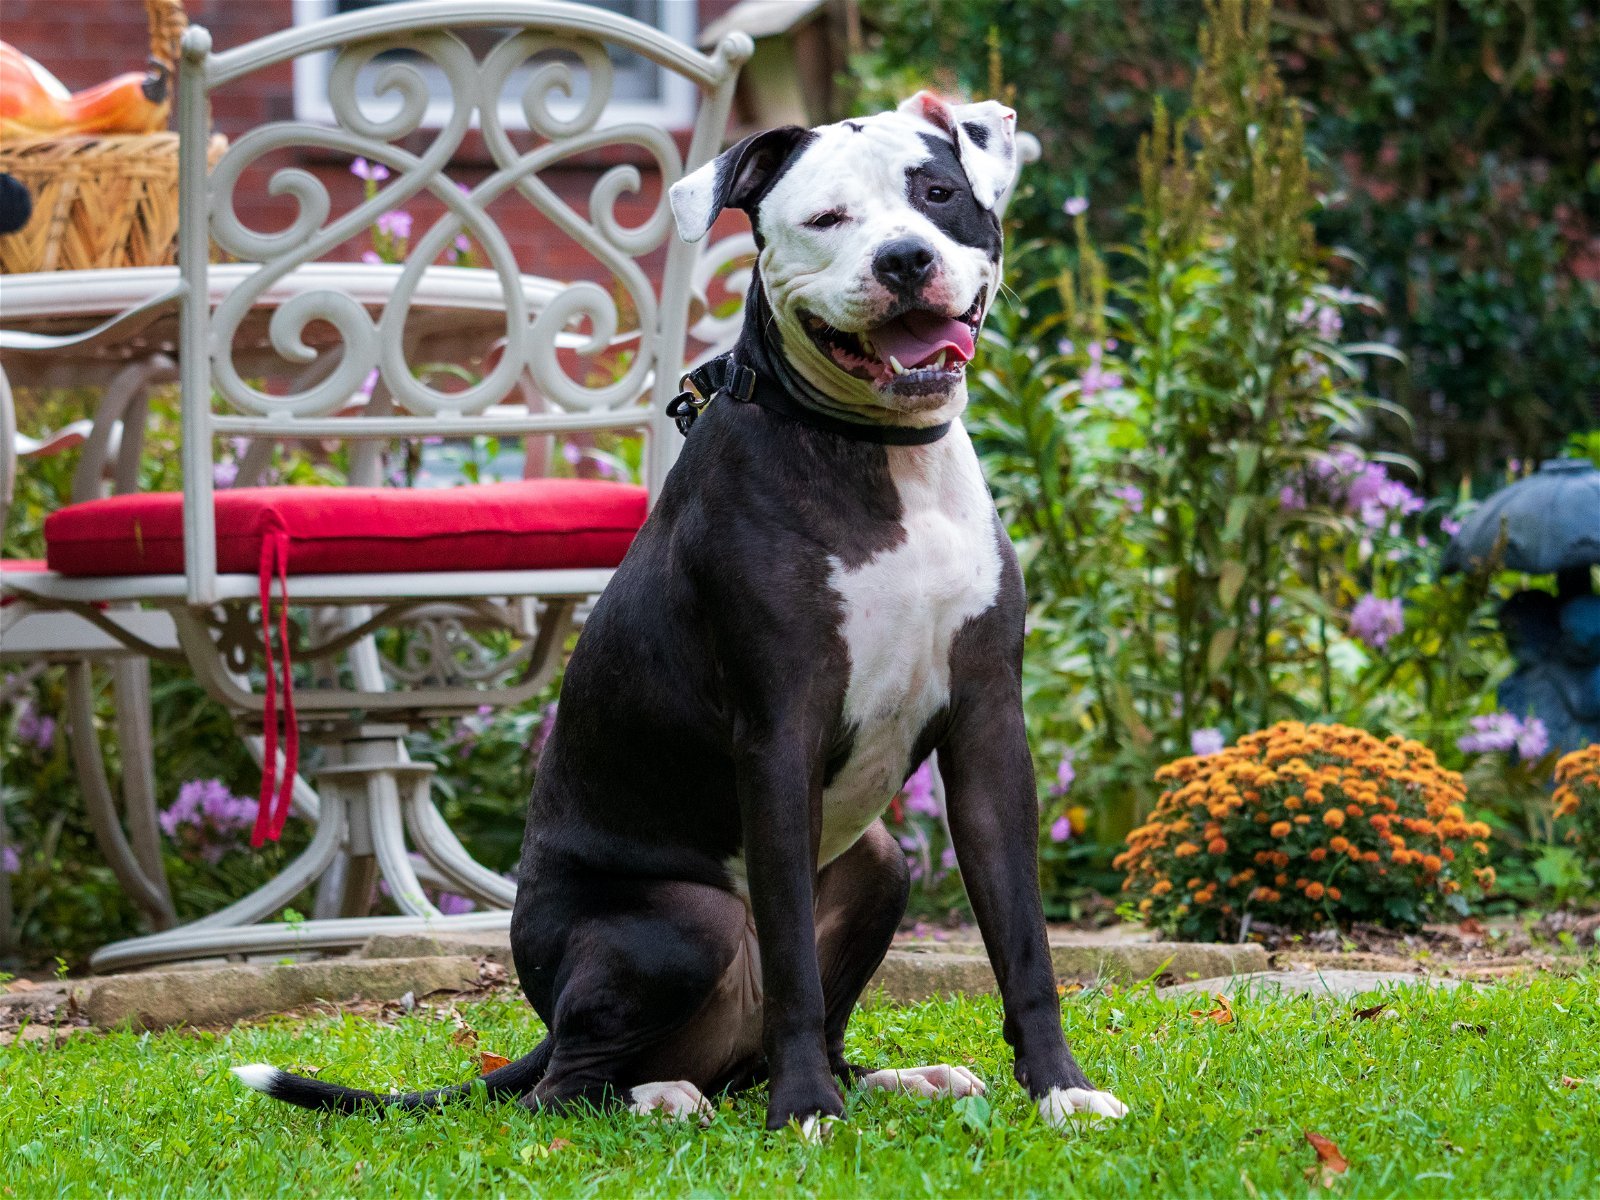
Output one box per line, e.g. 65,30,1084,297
4,975,1598,1198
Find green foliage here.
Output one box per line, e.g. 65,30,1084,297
7,981,1600,1196
853,0,1600,481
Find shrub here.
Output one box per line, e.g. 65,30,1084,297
1554,744,1600,873
1115,721,1491,938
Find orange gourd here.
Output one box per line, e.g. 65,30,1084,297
0,40,168,139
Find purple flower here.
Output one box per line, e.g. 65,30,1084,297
533,701,558,764
1515,717,1550,760
1078,340,1123,399
213,460,239,489
1295,298,1343,341
1457,712,1522,755
1053,751,1075,794
2,845,18,874
376,210,412,240
159,779,257,850
561,443,583,466
903,761,939,816
360,250,383,265
1111,485,1144,513
940,846,958,871
1049,815,1072,843
1440,515,1463,538
453,234,472,254
1349,594,1404,649
1191,728,1225,757
360,368,379,397
15,701,54,752
436,892,476,916
1062,196,1089,217
350,157,389,182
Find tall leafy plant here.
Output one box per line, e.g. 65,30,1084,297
970,0,1391,851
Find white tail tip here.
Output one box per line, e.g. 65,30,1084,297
231,1063,282,1093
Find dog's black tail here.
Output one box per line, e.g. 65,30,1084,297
231,1036,554,1114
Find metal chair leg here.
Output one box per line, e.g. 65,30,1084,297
65,663,176,929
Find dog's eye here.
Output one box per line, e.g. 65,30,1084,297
805,211,845,229
927,185,955,203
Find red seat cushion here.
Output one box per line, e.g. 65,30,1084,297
44,481,647,577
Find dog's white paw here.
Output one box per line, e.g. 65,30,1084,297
796,1114,842,1143
1037,1086,1128,1129
859,1064,986,1099
628,1080,713,1124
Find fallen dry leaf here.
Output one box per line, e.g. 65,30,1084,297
5,979,38,992
1352,1002,1389,1021
547,1138,573,1153
451,1026,479,1049
479,1051,511,1074
1304,1129,1349,1187
1457,917,1485,936
1191,992,1234,1026
1560,1076,1586,1089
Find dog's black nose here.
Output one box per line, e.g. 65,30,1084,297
872,237,936,293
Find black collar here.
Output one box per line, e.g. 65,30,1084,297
668,354,953,447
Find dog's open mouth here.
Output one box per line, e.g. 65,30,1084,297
803,298,982,394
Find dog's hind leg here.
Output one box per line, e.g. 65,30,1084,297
814,821,986,1100
813,821,910,1080
516,876,759,1120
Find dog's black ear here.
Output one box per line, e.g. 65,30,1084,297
669,126,809,244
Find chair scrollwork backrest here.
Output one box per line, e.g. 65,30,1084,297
175,1,752,604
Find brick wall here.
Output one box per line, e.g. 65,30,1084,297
4,0,749,283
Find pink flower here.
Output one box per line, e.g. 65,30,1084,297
903,761,939,816
376,210,412,240
1049,815,1072,842
350,157,389,182
1111,485,1144,513
361,250,383,265
1062,196,1089,216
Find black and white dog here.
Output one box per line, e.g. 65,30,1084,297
234,93,1127,1136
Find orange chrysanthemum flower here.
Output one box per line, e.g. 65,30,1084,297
1116,721,1491,939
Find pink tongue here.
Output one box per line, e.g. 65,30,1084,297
871,311,974,369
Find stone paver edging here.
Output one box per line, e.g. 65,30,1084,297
84,955,483,1031
1158,969,1461,1000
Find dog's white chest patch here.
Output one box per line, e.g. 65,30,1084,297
818,426,1002,865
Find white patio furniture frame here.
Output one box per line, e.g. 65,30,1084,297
0,263,589,960
5,0,753,972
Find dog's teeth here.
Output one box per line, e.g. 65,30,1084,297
936,350,947,370
889,355,907,376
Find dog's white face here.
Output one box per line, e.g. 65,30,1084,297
671,93,1019,420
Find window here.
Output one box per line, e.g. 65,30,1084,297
291,0,698,132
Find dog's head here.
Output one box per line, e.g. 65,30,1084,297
670,93,1018,418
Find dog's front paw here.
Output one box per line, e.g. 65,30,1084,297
765,1076,845,1133
1037,1086,1128,1129
859,1064,986,1099
628,1080,714,1125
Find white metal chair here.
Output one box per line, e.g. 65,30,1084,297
6,0,753,971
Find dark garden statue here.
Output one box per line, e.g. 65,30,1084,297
1443,459,1600,755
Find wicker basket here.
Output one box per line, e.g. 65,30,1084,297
0,0,226,273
